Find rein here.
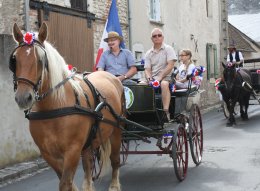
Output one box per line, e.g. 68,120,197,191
35,71,76,101
223,68,242,90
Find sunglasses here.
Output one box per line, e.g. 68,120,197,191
152,34,162,38
179,54,187,57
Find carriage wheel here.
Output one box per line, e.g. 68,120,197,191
172,124,189,181
222,102,239,118
92,147,103,180
120,140,130,166
188,104,203,165
222,102,230,119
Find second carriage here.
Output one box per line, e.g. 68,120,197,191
220,68,260,119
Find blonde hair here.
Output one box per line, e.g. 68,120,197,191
180,49,192,58
180,49,193,69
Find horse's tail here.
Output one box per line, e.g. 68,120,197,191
99,139,111,176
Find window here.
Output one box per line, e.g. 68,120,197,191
150,0,161,21
206,43,218,79
206,0,213,17
70,0,87,11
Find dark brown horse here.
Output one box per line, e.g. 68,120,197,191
10,23,124,191
220,62,251,126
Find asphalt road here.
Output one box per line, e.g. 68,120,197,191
1,105,260,191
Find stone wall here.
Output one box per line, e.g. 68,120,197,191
0,0,25,34
0,34,40,168
0,0,42,168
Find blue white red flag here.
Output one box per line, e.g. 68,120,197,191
93,0,125,71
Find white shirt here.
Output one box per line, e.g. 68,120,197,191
178,63,196,85
226,51,244,62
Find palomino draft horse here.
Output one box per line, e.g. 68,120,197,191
10,22,124,191
220,62,251,126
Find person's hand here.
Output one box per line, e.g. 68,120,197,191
147,77,153,84
117,75,124,81
117,75,127,82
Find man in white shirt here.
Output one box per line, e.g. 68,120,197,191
144,28,177,120
226,42,244,67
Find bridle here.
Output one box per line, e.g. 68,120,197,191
9,40,48,97
9,40,75,102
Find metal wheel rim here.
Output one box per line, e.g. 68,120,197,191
120,140,130,166
92,148,103,180
223,102,230,118
189,104,203,165
172,125,189,181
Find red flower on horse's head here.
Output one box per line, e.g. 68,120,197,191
67,64,73,71
23,32,35,45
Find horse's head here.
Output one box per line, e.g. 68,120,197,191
222,62,237,93
10,23,48,110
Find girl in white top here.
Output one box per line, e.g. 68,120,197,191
175,49,196,89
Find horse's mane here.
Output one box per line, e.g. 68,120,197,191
36,40,83,104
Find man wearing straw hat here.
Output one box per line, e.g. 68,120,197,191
226,40,244,67
97,31,137,84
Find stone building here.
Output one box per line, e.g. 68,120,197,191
129,0,229,107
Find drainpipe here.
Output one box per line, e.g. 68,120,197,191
25,0,30,31
127,0,132,51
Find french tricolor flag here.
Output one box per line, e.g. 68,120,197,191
93,0,125,71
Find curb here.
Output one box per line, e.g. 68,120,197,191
0,158,48,187
201,103,222,114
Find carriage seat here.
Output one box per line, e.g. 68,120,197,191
171,85,198,97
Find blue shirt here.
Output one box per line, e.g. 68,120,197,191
97,49,135,76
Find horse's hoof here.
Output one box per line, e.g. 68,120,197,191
108,186,121,191
242,116,249,121
226,122,233,127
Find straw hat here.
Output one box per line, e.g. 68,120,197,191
228,39,236,49
104,31,123,42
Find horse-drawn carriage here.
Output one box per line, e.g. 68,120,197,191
117,66,204,181
9,23,204,190
217,63,260,125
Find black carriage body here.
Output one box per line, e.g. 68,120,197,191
250,69,260,91
125,85,192,127
126,85,161,126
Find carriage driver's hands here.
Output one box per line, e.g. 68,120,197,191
232,60,241,65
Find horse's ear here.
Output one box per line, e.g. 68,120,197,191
38,22,48,44
12,23,23,44
222,62,226,68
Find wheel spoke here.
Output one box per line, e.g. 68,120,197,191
189,104,203,165
173,124,188,181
